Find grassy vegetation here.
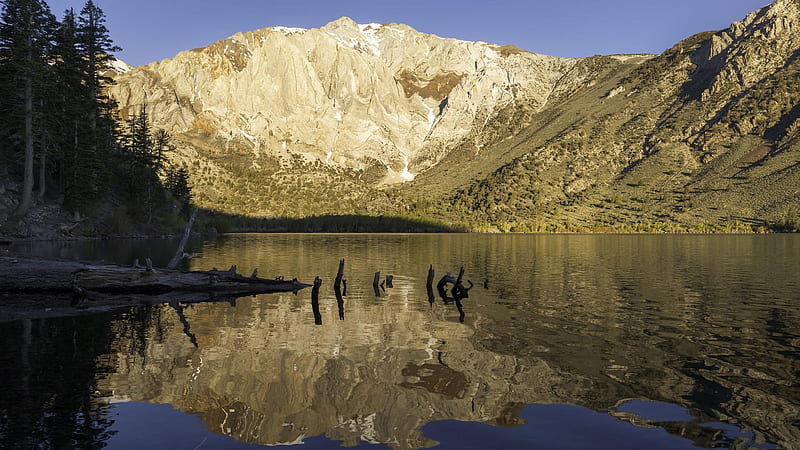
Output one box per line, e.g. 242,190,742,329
196,212,470,233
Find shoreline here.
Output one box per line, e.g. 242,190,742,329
1,228,796,245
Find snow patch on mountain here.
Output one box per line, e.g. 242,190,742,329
272,26,307,35
358,23,383,56
108,58,133,74
400,154,415,182
240,130,256,142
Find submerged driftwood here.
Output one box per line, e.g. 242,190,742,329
0,257,310,296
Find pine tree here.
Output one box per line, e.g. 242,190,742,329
0,0,56,217
129,105,153,167
72,0,119,214
152,129,174,175
166,166,192,210
50,7,89,210
120,105,173,224
76,0,118,127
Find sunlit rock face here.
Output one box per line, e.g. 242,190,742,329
109,17,579,184
673,0,800,152
691,0,800,101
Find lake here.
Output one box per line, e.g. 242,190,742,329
1,234,798,448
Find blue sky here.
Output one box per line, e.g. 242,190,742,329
45,0,772,67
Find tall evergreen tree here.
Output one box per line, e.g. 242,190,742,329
117,104,186,223
51,8,86,210
152,129,174,175
166,166,193,212
129,104,152,166
76,0,118,129
71,0,119,215
0,0,56,217
121,105,161,223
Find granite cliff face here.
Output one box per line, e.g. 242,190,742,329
692,0,799,102
111,17,580,184
638,0,800,155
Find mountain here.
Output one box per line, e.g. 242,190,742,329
109,17,591,219
110,1,800,231
415,0,800,231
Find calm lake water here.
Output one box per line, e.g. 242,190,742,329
1,234,798,449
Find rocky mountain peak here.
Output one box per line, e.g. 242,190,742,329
739,0,798,30
322,16,361,32
110,17,577,186
690,0,799,100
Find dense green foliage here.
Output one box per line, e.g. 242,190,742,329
0,0,192,234
196,212,469,234
0,0,55,216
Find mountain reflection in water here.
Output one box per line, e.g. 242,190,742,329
0,234,797,449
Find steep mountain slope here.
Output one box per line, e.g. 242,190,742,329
404,0,800,231
111,1,800,230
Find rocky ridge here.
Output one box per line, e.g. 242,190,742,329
111,17,583,184
403,0,800,230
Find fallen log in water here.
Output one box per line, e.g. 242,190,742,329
0,257,310,296
1,290,251,323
